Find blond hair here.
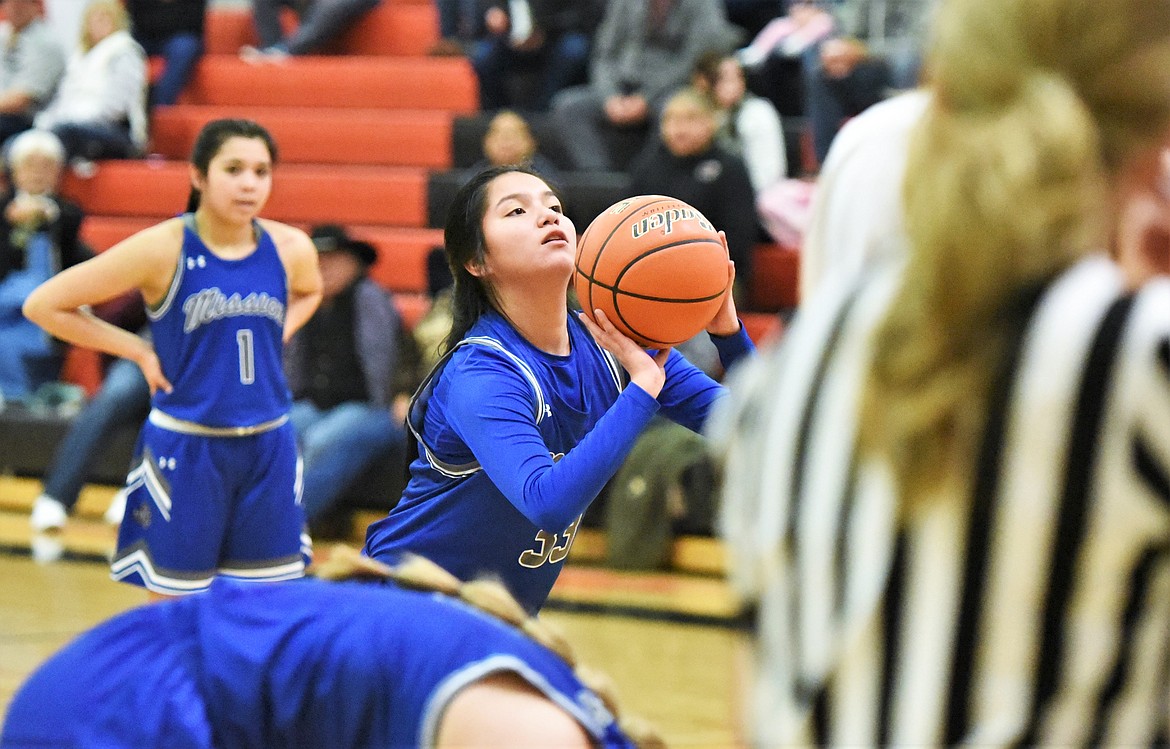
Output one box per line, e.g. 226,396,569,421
79,0,131,52
860,0,1170,510
664,86,718,117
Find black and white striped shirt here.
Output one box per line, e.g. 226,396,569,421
711,255,1170,747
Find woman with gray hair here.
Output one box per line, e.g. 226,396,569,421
0,128,87,401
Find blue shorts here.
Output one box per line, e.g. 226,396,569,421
110,420,311,594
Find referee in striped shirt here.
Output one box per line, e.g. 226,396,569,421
711,0,1170,745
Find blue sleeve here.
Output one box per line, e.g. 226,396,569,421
445,350,661,531
711,320,755,371
659,321,756,432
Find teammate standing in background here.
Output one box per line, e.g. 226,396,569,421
364,165,753,613
712,0,1170,744
23,118,322,597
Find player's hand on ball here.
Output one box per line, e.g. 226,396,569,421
706,238,741,337
578,308,669,398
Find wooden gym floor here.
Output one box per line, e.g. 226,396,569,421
0,477,748,747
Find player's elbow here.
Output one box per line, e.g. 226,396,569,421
21,287,52,327
524,501,577,533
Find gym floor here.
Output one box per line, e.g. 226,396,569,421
0,481,747,747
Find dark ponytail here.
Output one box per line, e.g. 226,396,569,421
440,165,562,353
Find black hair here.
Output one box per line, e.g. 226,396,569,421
440,164,564,353
185,119,279,213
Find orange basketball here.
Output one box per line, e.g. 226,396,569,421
574,195,729,348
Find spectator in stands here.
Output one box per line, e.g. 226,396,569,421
471,109,560,182
32,0,148,166
551,0,739,172
628,87,757,301
125,0,208,107
285,224,420,526
0,0,65,147
412,246,456,371
470,0,600,112
693,50,787,190
0,129,88,402
724,0,784,40
28,296,150,534
430,0,480,56
735,0,834,117
240,0,381,61
804,0,936,166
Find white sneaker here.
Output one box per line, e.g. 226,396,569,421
103,488,128,525
240,44,289,64
30,533,65,564
69,158,97,179
29,496,68,532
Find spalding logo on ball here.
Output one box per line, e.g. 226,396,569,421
574,195,729,347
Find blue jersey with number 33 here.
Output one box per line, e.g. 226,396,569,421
365,309,752,612
148,215,291,428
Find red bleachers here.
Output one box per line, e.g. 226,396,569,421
202,4,440,57
150,106,454,167
57,1,797,392
64,162,429,225
750,243,801,312
81,218,442,296
182,57,477,111
742,311,784,346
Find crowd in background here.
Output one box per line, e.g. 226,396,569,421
5,0,1170,744
4,0,939,542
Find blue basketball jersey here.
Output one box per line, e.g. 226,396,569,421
365,310,752,612
148,215,291,428
1,578,636,749
365,310,640,612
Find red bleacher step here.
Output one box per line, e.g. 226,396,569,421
150,106,453,168
183,57,478,111
741,312,783,346
202,3,439,57
750,243,801,312
82,217,441,296
63,162,428,226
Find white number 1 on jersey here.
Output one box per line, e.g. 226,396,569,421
237,328,255,384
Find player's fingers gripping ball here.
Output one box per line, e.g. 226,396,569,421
574,195,729,348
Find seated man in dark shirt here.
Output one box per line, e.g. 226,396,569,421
284,224,420,526
628,87,757,304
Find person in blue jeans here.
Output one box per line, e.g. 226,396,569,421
29,352,151,532
239,0,381,61
284,224,420,525
126,0,208,107
431,0,481,55
801,0,934,167
470,0,600,111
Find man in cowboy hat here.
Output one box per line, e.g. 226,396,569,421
284,224,421,532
